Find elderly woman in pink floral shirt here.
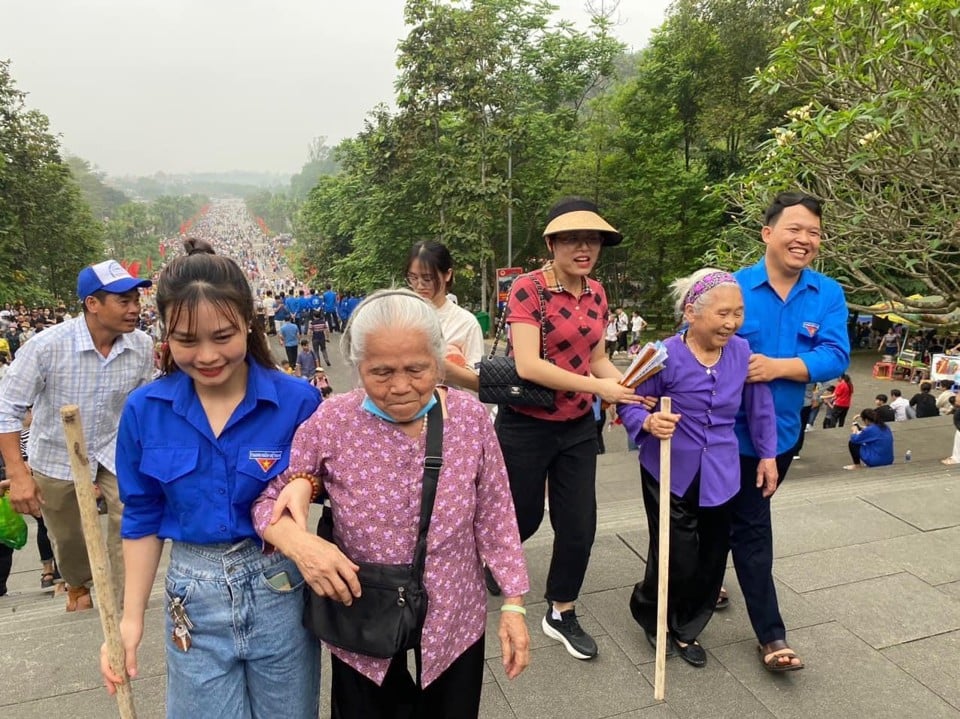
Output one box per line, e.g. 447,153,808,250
252,289,529,719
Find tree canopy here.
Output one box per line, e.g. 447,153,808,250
717,0,960,324
0,60,103,305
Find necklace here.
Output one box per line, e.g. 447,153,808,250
683,332,723,373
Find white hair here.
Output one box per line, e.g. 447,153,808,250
670,267,740,319
340,288,445,377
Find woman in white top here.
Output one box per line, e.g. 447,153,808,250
405,240,484,390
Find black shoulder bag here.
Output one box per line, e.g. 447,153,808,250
303,397,443,658
478,276,556,409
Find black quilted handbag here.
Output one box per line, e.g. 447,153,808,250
478,276,555,409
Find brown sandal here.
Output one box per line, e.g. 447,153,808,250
758,640,804,672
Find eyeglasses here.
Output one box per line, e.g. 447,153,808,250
551,233,603,248
405,273,436,287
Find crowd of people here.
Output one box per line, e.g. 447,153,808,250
1,192,958,718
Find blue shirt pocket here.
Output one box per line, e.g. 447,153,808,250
139,446,200,517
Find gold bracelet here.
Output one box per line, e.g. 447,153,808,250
287,472,321,502
499,604,526,616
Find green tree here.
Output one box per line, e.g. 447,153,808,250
717,0,960,324
0,60,102,305
66,156,129,220
295,0,623,312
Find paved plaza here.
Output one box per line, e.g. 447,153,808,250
2,349,959,718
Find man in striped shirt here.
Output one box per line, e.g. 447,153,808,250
0,260,154,611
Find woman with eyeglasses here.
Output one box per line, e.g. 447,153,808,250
492,197,643,662
405,240,484,391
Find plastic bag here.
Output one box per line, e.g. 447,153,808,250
0,495,27,550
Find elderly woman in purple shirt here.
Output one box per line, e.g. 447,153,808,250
251,289,529,719
618,269,777,668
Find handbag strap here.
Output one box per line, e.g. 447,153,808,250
411,392,444,579
487,273,549,362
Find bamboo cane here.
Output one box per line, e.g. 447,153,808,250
654,396,672,701
60,405,137,719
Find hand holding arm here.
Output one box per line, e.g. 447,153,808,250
746,354,809,383
263,515,361,604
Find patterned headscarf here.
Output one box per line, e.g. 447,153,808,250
682,271,738,309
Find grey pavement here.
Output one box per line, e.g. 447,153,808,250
2,348,959,718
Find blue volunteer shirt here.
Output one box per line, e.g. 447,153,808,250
734,259,850,456
322,290,337,312
279,321,300,347
117,360,322,543
849,423,894,467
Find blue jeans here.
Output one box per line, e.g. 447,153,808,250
165,540,320,719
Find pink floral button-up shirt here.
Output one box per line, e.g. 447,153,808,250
252,388,528,687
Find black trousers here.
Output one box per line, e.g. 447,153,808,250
833,406,850,428
284,345,298,367
729,451,794,645
36,514,53,562
325,310,341,333
495,407,597,603
0,543,11,595
330,636,484,719
632,469,730,643
312,336,330,365
792,405,812,456
848,442,862,464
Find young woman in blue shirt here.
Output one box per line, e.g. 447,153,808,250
100,238,322,718
844,407,894,470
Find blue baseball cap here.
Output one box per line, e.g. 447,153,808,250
77,260,152,301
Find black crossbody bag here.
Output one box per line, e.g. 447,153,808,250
303,397,443,658
478,276,555,409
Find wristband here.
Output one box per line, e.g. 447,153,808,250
499,604,526,616
287,472,322,502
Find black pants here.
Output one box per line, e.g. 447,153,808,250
330,636,484,719
284,345,298,367
36,514,53,562
848,442,863,464
496,407,597,603
312,336,330,365
833,406,850,427
325,310,341,333
729,451,794,645
792,405,812,456
632,469,730,643
0,543,11,595
617,330,628,353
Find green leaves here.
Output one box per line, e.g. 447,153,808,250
719,0,960,322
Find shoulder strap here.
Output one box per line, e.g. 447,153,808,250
411,393,443,578
486,273,548,361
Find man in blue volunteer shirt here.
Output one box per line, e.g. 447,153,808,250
732,192,849,673
322,283,340,333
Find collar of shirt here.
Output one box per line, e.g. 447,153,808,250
540,262,592,296
73,316,137,361
145,360,281,440
739,258,821,299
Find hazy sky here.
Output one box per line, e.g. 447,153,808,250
1,1,672,177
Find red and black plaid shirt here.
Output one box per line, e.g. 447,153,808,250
507,263,607,421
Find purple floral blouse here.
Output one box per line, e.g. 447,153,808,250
252,388,528,687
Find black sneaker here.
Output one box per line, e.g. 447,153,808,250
542,607,598,660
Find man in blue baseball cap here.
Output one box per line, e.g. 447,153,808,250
0,259,155,611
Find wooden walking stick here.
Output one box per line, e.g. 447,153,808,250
654,396,672,701
61,405,138,719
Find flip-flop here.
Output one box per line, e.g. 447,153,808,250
715,588,730,610
758,642,804,672
941,458,959,465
